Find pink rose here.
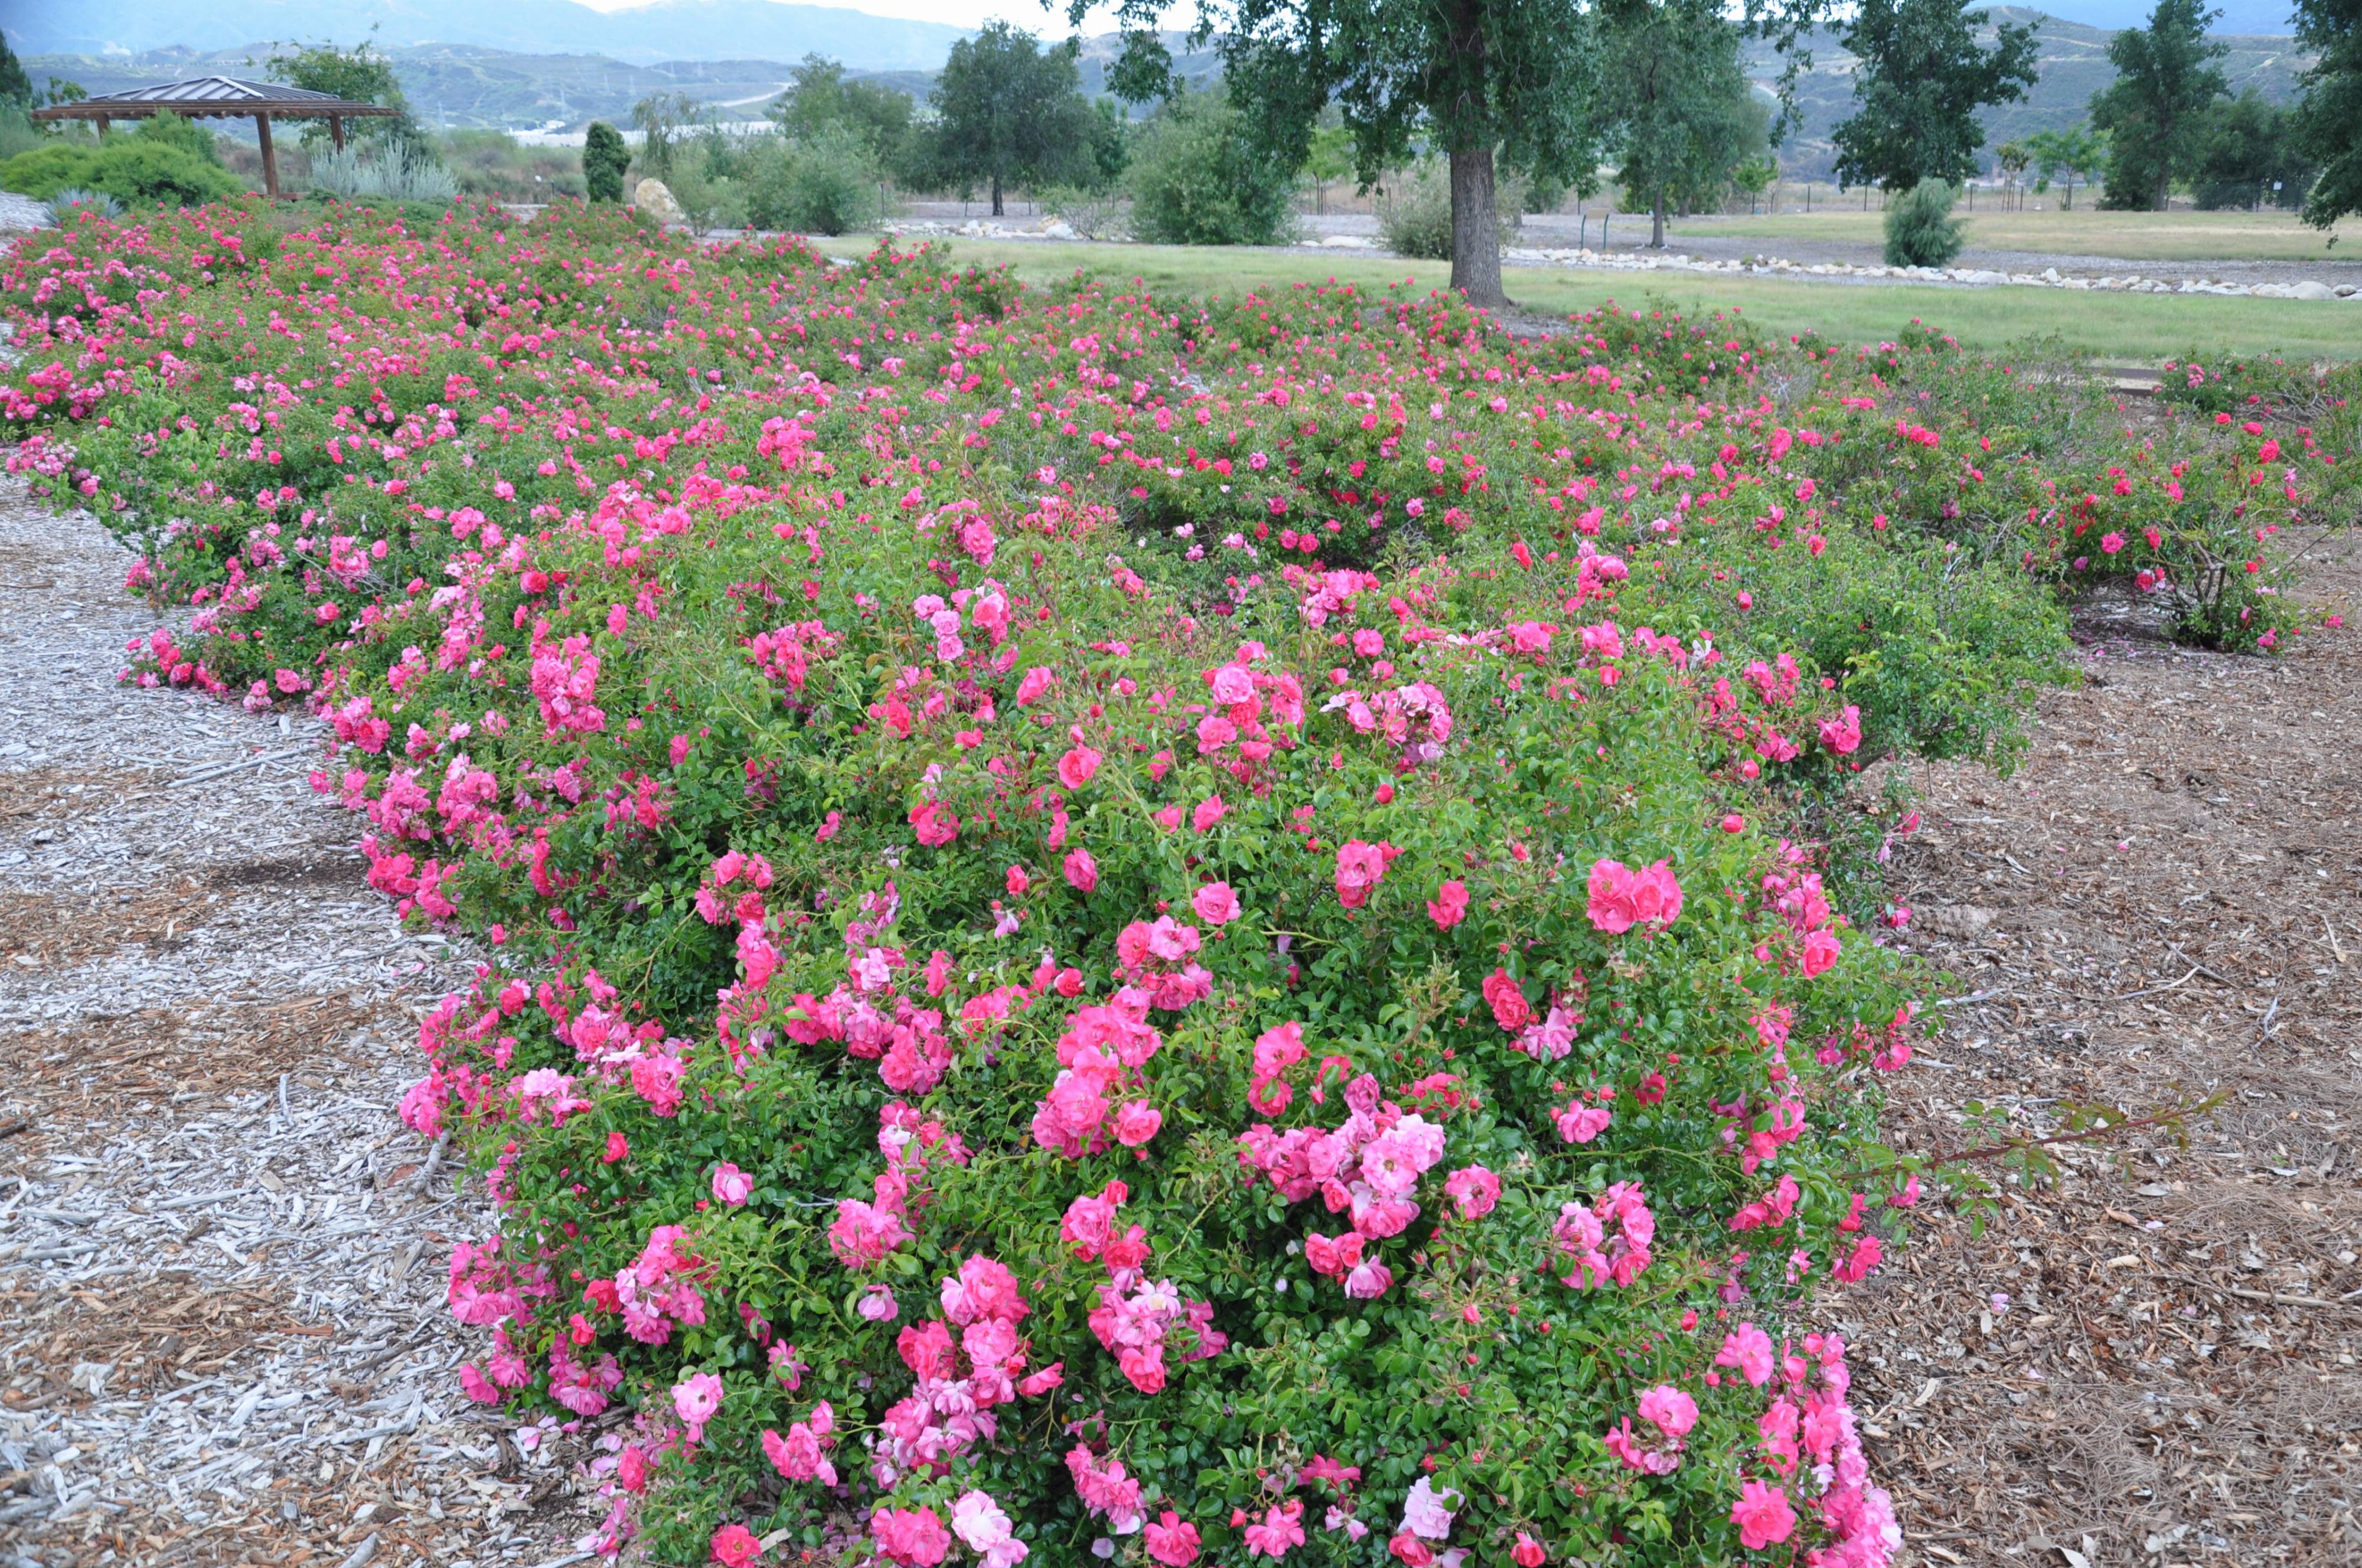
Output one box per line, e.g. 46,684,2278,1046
1190,881,1241,925
1425,879,1469,929
711,1162,752,1206
1064,849,1099,894
1058,745,1101,789
1113,1100,1163,1147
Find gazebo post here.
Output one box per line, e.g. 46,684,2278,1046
96,116,111,138
256,113,279,199
329,116,345,153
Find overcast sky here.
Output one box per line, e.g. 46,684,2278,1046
573,0,1183,30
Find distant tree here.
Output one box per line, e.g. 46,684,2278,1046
1831,0,2038,193
0,33,32,109
583,120,629,202
2091,0,2228,210
1086,97,1132,191
264,35,424,154
2191,89,2311,208
1994,140,2031,207
1301,122,1354,214
919,21,1094,217
2023,122,2106,207
1600,0,1762,247
632,92,705,179
769,54,914,164
1127,88,1297,244
1087,0,1601,309
2290,0,2360,229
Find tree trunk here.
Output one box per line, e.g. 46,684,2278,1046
1650,186,1666,249
1448,143,1506,308
991,174,1004,218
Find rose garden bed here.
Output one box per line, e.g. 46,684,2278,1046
0,198,2332,1567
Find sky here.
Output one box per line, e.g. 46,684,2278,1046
569,0,1184,28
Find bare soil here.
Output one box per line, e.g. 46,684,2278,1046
1834,544,2362,1564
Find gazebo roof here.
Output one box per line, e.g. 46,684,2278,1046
30,77,401,120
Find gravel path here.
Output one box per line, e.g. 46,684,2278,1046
0,472,599,1565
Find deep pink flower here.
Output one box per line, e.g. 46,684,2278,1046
1333,839,1390,907
1058,746,1101,789
710,1523,763,1566
1731,1479,1796,1550
1064,848,1099,893
1585,858,1684,933
1192,881,1241,925
1426,879,1468,929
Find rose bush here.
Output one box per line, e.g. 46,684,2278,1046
0,200,2330,1567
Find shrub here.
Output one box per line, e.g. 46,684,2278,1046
1042,184,1132,240
0,207,2329,1568
1374,161,1523,260
1127,92,1296,246
46,187,123,223
584,122,630,204
745,126,882,236
1881,179,1965,268
0,140,245,207
307,146,461,203
131,110,221,166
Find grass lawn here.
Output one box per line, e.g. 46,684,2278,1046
1668,204,2356,263
816,236,2362,363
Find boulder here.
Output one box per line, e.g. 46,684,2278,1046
2289,280,2337,301
633,179,687,226
1041,219,1078,240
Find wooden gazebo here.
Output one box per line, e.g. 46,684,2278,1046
30,78,401,198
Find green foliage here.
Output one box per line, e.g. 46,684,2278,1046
131,111,221,166
768,53,915,171
2022,123,2107,209
745,126,884,235
2191,90,2314,210
583,122,630,204
2292,0,2362,228
1124,90,1298,246
1832,0,2038,192
916,21,1096,215
1883,178,1966,266
632,92,706,181
1092,0,1602,303
429,129,585,201
2092,0,2230,210
0,32,31,109
264,35,425,155
1598,0,1767,244
0,141,246,207
1086,96,1133,192
0,104,43,164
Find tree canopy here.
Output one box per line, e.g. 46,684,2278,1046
769,54,915,165
919,21,1095,217
1091,0,1602,306
1829,0,2037,191
263,36,424,153
2090,0,2228,210
1598,0,1766,247
2290,0,2361,227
